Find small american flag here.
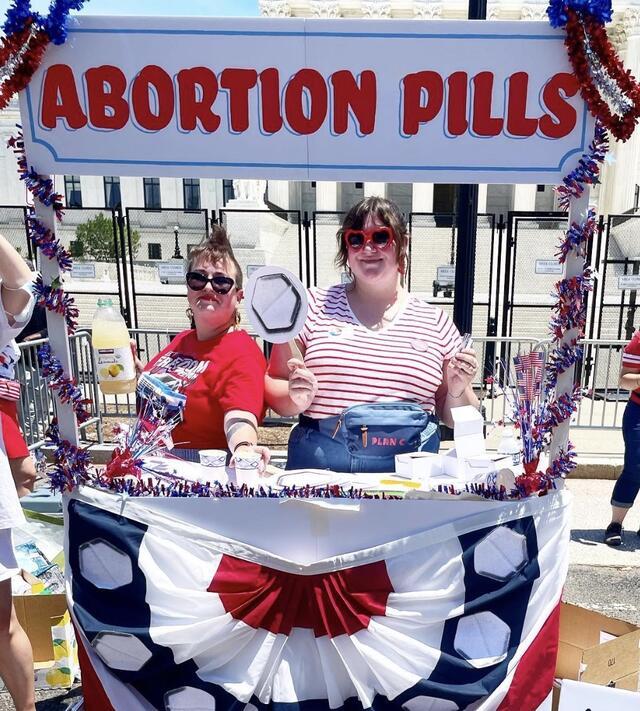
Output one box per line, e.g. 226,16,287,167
514,352,544,403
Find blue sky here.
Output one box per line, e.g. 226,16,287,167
0,1,260,17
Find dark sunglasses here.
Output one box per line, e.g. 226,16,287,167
186,271,235,294
343,226,394,251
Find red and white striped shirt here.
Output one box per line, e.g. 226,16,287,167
299,285,462,419
622,331,640,406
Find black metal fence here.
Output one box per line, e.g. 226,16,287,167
2,204,638,344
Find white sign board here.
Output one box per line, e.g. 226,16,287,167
618,275,640,290
558,679,640,711
437,265,456,284
535,259,563,275
19,16,593,184
70,262,96,279
158,262,185,282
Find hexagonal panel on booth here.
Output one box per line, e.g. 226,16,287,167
79,538,133,590
474,526,528,582
454,611,511,668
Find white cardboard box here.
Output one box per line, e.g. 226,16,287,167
452,406,487,460
557,679,639,710
394,452,443,478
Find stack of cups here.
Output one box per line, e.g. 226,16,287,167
233,451,262,489
198,449,228,484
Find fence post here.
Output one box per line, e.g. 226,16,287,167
302,211,312,288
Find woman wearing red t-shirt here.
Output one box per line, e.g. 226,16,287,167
604,330,640,546
141,227,268,464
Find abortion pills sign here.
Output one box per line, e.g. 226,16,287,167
20,16,593,183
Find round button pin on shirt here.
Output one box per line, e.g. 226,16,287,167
411,339,430,352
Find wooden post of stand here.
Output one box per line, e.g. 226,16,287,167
549,188,590,464
34,188,79,446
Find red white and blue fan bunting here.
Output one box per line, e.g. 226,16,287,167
67,488,570,711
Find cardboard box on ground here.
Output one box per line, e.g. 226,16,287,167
1,570,80,691
553,602,640,710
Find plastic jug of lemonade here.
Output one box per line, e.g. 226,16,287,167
92,298,136,394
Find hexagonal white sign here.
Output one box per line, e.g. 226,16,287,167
79,539,133,590
474,526,528,582
403,696,459,711
454,611,511,668
92,631,152,671
164,686,216,710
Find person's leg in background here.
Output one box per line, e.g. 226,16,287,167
0,534,35,711
605,401,640,545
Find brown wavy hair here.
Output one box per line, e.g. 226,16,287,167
187,224,243,289
335,196,409,276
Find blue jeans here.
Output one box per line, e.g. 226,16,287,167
611,400,640,508
286,413,440,474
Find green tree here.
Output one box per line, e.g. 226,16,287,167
73,213,140,261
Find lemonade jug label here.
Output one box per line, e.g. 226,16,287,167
96,346,135,381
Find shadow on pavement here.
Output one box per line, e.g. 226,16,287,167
571,527,640,551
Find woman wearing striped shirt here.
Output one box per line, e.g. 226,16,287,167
604,330,640,546
265,197,479,473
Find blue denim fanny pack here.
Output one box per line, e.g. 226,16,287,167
337,402,433,459
291,402,440,473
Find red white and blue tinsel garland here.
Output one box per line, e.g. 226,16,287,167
26,214,73,272
7,131,64,218
37,344,91,423
33,274,79,333
1,1,87,111
549,268,595,340
556,208,596,263
45,419,91,492
555,121,608,210
547,0,640,142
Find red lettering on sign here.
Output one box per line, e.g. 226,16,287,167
471,72,503,137
40,64,87,129
401,71,443,135
131,65,174,131
176,67,221,133
330,70,376,135
85,65,129,130
220,68,258,133
259,68,283,134
539,73,579,139
285,69,328,135
506,72,538,137
447,71,468,137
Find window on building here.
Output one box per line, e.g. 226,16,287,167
355,182,364,189
311,181,317,188
104,176,121,209
183,178,201,211
223,179,235,205
537,184,546,192
64,175,82,208
635,185,639,212
148,243,162,260
143,178,161,210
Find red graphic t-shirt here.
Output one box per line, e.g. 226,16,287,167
144,329,266,450
622,331,640,406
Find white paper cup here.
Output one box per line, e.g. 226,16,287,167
199,449,227,468
198,449,228,484
233,451,262,488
